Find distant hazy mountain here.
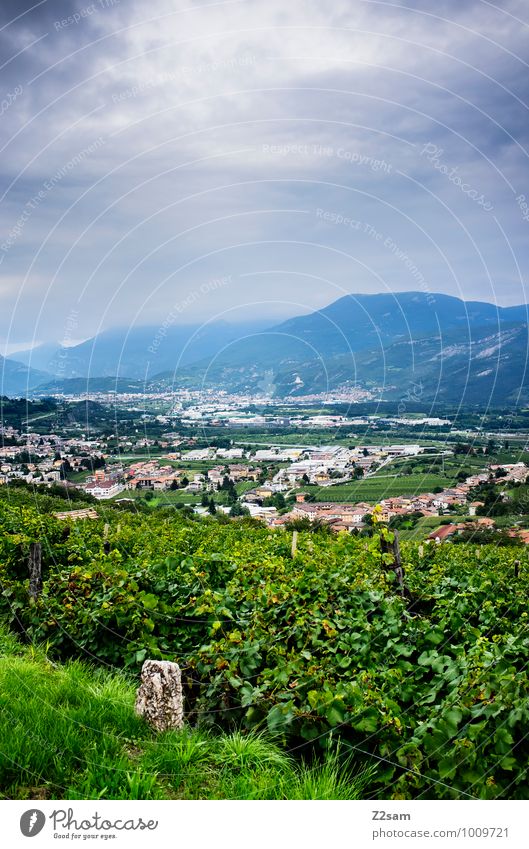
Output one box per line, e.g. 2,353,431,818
276,291,528,353
12,343,62,375
13,320,273,381
15,293,529,405
158,292,529,404
0,356,50,396
35,376,146,395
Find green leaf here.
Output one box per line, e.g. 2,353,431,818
467,721,486,741
438,757,456,779
353,708,378,733
307,690,319,709
444,708,463,732
140,593,159,610
326,702,346,727
494,727,514,755
426,629,445,645
266,705,287,734
240,684,255,707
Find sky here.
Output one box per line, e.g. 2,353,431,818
1,0,529,353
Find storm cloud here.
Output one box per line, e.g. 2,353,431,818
1,0,528,351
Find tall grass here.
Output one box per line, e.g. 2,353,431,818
0,628,372,800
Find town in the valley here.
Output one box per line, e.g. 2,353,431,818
2,389,529,544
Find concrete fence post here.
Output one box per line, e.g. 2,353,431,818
135,660,184,732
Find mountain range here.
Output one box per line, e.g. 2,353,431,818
0,355,49,397
4,292,529,405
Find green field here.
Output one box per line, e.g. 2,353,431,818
230,432,447,448
66,470,92,483
113,480,255,507
397,515,462,540
308,472,453,503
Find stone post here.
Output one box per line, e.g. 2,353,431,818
135,660,184,732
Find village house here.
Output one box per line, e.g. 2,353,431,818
229,465,259,481
428,517,497,543
468,501,485,516
84,479,124,499
254,486,275,500
292,501,371,526
207,466,225,485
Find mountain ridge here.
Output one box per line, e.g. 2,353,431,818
5,292,529,404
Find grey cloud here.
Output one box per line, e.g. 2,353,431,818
0,0,528,347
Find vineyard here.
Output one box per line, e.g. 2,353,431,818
1,486,529,799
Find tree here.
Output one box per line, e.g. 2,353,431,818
201,492,209,506
208,498,217,515
229,503,250,517
264,492,286,510
59,458,72,480
454,443,474,456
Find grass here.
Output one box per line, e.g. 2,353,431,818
397,515,460,540
308,472,453,503
0,628,372,801
113,481,255,508
66,470,92,484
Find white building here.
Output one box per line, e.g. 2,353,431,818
84,480,125,500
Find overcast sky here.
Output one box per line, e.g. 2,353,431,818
1,0,528,352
